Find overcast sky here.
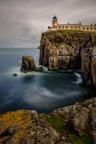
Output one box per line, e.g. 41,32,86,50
0,0,96,48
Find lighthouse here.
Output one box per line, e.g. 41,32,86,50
52,16,58,28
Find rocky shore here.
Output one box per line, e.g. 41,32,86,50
40,30,96,87
0,97,95,144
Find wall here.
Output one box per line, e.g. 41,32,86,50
49,23,96,32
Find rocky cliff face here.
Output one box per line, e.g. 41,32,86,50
40,31,96,70
0,97,95,144
81,46,96,87
40,30,96,86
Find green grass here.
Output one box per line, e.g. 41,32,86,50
47,114,65,133
69,134,93,144
45,114,93,144
47,30,96,35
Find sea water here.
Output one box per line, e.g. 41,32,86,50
0,48,95,114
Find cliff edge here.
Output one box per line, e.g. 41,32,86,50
40,30,96,87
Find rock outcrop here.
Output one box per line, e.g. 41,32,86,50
0,98,96,144
21,56,43,72
21,56,36,72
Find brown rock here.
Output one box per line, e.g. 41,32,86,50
81,46,96,87
0,98,96,143
21,56,36,72
40,31,95,70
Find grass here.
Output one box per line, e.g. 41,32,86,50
47,30,96,35
69,133,93,144
45,114,93,144
47,114,65,133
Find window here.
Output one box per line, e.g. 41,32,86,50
71,26,73,29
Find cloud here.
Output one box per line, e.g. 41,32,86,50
0,0,96,48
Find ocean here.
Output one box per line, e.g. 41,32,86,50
0,48,95,114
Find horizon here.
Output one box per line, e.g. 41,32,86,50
0,0,96,48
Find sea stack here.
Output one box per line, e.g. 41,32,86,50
21,56,36,72
21,56,44,72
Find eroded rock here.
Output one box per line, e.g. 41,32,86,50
0,98,96,144
40,31,96,70
21,56,36,72
81,46,96,87
21,56,44,72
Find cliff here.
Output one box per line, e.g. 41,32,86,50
0,97,95,144
81,46,96,87
40,30,96,87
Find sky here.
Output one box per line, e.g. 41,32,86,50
0,0,96,48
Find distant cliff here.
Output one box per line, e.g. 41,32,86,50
40,30,96,87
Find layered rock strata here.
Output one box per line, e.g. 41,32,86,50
40,31,96,70
81,46,96,87
40,30,96,87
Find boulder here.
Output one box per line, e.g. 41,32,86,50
13,73,18,77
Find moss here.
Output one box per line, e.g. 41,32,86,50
42,32,91,48
43,30,96,43
46,114,93,144
46,114,65,133
69,134,93,144
46,30,96,36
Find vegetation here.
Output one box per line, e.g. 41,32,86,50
46,114,93,144
47,114,65,133
41,30,96,51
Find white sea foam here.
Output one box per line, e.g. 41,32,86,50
22,85,88,109
73,72,83,84
4,65,45,77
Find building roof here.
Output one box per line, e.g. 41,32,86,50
53,16,57,20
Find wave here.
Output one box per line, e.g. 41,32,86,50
73,72,83,84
